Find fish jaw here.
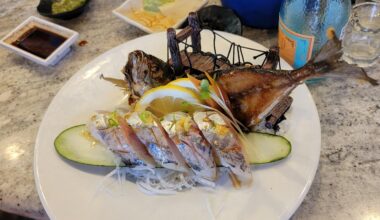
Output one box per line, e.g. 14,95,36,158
87,113,147,166
162,112,217,182
127,112,189,172
193,111,252,182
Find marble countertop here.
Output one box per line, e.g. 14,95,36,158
0,0,379,219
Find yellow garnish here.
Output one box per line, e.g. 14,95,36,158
175,117,191,133
175,118,184,133
215,124,229,136
183,117,191,132
123,112,133,120
80,129,98,147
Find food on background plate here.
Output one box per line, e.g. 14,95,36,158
51,0,87,15
127,10,175,31
143,0,175,12
113,0,207,33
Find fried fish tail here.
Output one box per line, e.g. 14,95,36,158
292,30,378,86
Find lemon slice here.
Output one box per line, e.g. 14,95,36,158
168,78,198,91
135,85,202,117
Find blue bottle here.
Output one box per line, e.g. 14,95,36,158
278,0,351,69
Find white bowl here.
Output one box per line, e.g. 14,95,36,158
0,16,79,66
113,0,208,34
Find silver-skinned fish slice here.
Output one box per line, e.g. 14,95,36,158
193,111,252,183
88,112,155,167
127,111,189,172
161,112,217,184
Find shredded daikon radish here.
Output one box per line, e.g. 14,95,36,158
96,166,199,195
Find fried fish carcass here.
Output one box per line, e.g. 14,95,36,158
161,112,217,184
216,35,378,129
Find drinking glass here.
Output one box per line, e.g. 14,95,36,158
342,2,380,67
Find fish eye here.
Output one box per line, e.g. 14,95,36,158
151,65,159,72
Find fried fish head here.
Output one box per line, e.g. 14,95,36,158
123,50,175,97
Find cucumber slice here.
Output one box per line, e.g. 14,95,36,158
54,125,291,166
244,132,291,164
54,125,122,166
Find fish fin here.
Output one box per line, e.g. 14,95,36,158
362,71,380,86
310,28,343,63
324,63,379,86
100,74,131,92
304,30,378,86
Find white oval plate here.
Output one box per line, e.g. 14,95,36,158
34,31,320,220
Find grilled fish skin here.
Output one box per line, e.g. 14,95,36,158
216,34,378,128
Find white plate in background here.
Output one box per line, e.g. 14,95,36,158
113,0,208,33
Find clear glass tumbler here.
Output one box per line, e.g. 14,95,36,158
342,2,380,67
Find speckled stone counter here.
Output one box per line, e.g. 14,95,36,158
0,0,379,219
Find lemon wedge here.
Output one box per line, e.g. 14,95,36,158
168,78,198,91
134,85,202,117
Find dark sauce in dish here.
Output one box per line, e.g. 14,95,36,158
12,27,67,59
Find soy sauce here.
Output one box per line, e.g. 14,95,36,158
12,27,67,59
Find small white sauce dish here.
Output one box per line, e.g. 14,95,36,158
113,0,208,34
0,16,79,66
